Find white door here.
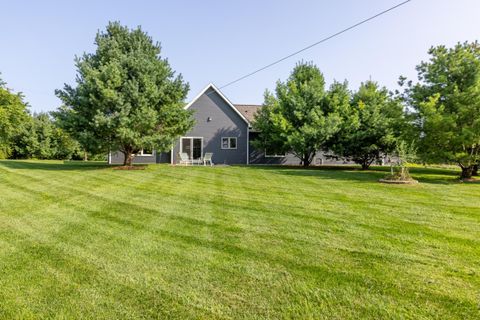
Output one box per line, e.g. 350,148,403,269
180,137,203,160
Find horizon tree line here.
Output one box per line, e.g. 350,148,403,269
0,22,479,179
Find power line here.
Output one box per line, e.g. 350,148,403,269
218,0,412,90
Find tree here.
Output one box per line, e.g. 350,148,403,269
402,42,480,179
253,62,342,166
0,74,30,158
385,140,418,182
327,81,404,170
55,22,193,166
12,113,81,160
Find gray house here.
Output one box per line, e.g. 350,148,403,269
109,83,339,165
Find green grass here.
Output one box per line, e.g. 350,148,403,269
0,160,479,319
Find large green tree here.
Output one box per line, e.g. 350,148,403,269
55,22,193,166
402,42,480,179
253,62,342,166
0,75,30,158
12,113,81,160
327,81,404,170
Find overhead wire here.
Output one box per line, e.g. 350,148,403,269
217,0,412,90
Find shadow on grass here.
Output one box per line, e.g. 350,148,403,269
3,167,473,316
0,160,468,185
409,167,465,185
244,165,462,185
0,160,111,171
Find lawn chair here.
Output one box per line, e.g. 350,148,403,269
179,153,191,166
203,153,214,166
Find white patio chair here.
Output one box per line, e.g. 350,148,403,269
179,153,191,166
191,158,203,165
203,153,214,166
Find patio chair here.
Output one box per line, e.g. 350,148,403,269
179,153,191,166
203,153,214,166
191,158,203,165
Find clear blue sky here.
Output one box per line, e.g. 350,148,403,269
1,0,479,112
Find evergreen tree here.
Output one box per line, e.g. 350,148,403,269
55,22,193,166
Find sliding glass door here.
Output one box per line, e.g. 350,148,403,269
180,137,203,160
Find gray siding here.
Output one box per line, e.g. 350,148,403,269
107,84,373,166
249,147,358,165
172,87,249,165
109,151,157,164
248,132,358,165
156,151,171,164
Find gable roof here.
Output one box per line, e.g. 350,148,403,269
185,83,251,125
233,104,263,124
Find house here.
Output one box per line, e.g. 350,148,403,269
109,83,339,165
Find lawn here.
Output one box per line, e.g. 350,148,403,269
0,161,479,319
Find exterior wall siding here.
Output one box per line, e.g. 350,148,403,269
109,151,158,164
107,84,386,167
156,151,171,164
248,132,360,165
172,87,249,165
249,147,361,165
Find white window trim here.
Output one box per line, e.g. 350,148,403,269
137,149,154,156
221,137,237,150
265,149,286,158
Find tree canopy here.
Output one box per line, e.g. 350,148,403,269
0,75,30,158
327,81,404,169
12,113,81,160
55,22,193,166
401,41,480,179
253,62,342,166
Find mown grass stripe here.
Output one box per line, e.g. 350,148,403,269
0,160,478,319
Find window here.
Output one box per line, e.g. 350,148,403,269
221,137,237,149
265,149,286,158
137,148,153,156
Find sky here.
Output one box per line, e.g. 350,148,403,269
0,0,479,112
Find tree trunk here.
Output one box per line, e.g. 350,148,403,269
360,157,372,170
302,152,312,167
123,151,134,167
360,157,375,170
472,164,478,176
460,166,474,180
83,150,88,161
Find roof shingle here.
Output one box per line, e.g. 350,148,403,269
233,104,263,124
